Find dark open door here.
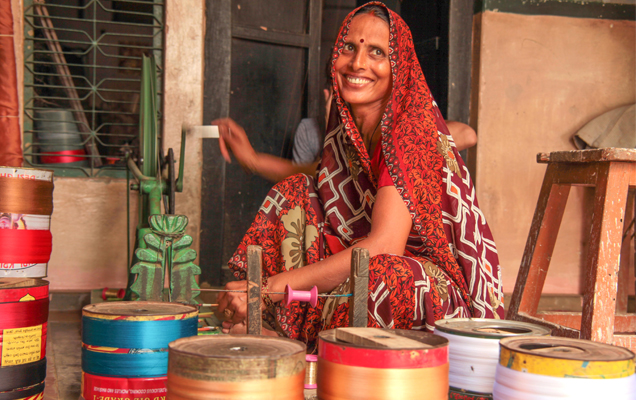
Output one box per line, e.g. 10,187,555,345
400,0,450,118
201,0,323,285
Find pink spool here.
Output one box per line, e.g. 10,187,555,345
305,354,318,389
284,285,318,307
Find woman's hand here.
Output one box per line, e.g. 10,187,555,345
212,118,258,173
221,319,247,334
216,280,250,325
212,117,320,182
218,278,285,335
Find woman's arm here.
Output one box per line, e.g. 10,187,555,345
446,121,477,151
212,118,318,182
218,183,413,324
267,183,412,295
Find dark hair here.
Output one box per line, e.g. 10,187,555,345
353,4,390,25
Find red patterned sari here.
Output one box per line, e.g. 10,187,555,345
227,3,504,348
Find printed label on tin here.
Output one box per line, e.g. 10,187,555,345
82,373,167,400
1,324,43,365
0,263,48,277
0,168,53,182
0,213,51,230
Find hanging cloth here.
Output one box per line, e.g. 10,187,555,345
0,1,23,167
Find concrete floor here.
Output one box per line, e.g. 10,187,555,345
44,311,83,400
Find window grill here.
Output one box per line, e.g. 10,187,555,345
23,0,164,177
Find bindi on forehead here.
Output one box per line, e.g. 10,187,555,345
360,38,364,43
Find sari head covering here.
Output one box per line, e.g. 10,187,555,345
320,2,503,319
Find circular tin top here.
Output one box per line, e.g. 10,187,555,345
170,335,306,360
0,166,54,180
500,336,634,362
434,318,551,339
168,335,307,381
318,328,448,369
320,328,448,350
82,301,197,320
499,336,635,379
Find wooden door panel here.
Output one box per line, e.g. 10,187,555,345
201,0,321,285
233,0,309,34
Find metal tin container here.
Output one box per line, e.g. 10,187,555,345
494,336,636,399
434,318,551,399
0,277,49,398
81,301,198,400
0,167,54,278
168,335,306,400
318,327,449,400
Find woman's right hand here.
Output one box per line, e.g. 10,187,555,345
212,118,258,173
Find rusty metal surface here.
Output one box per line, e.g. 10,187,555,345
168,335,306,381
500,336,635,362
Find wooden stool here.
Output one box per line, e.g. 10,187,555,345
507,148,636,351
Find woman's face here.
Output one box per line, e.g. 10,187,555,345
335,13,391,110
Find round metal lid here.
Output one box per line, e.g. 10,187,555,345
319,328,448,350
434,318,551,339
82,301,197,317
170,335,306,360
500,336,635,362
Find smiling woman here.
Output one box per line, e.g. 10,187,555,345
335,11,392,139
213,2,503,349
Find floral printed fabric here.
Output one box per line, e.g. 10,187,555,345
227,2,504,349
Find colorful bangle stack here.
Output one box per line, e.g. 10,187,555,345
261,276,287,337
261,276,275,310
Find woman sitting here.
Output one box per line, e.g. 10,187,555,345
214,3,504,348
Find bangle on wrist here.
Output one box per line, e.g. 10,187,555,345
262,276,275,309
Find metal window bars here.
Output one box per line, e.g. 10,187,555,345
23,0,164,177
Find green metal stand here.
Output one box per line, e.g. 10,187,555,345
124,55,200,303
130,215,200,302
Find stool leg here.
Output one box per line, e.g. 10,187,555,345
581,162,631,343
616,190,635,313
509,164,571,318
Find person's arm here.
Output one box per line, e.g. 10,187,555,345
245,152,318,182
446,121,477,151
218,183,412,325
212,117,318,182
